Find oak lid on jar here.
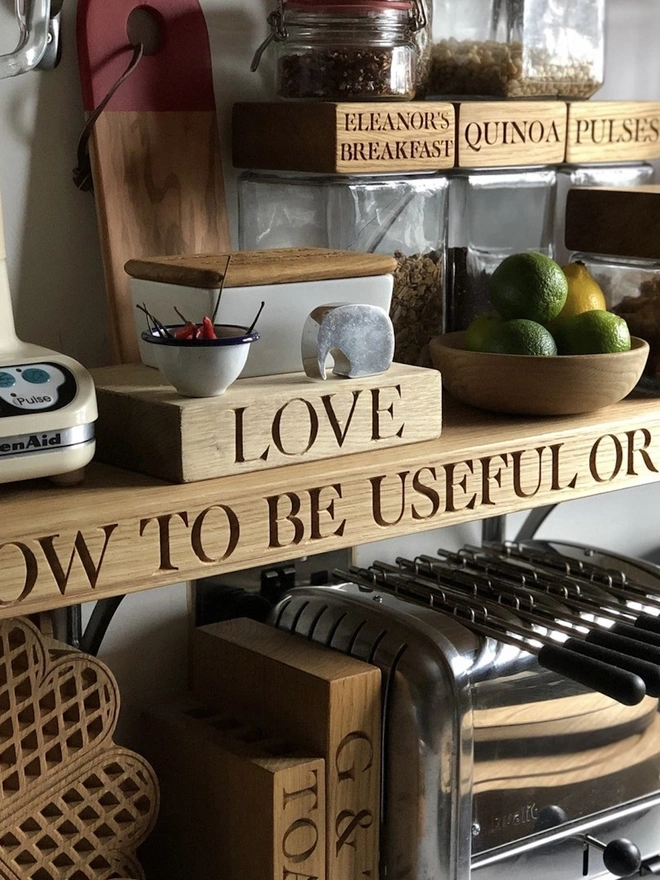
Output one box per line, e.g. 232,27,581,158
565,185,660,260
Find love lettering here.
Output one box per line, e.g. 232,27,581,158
232,385,405,464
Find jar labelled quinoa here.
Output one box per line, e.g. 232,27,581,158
252,0,427,101
424,0,605,99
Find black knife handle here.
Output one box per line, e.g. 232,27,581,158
563,637,660,698
538,643,646,705
634,613,660,636
612,621,660,648
588,627,660,664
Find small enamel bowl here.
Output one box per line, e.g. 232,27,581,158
141,324,259,397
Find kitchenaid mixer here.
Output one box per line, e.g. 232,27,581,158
0,1,96,484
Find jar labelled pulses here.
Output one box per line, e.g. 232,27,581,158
252,0,427,101
238,170,448,366
424,0,605,98
570,253,660,394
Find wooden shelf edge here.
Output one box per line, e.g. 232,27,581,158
1,394,660,618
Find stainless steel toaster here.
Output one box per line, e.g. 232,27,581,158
270,543,660,880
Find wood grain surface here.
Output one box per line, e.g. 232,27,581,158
91,363,443,482
3,396,660,616
232,101,456,174
565,185,660,258
430,332,649,415
77,0,231,364
141,701,326,880
125,248,398,289
192,619,381,880
565,101,660,163
455,100,567,168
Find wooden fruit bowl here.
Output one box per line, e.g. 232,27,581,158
429,332,650,416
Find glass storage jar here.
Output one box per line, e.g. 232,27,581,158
568,252,660,394
238,170,448,365
446,166,556,331
255,0,427,101
555,162,655,264
424,0,605,99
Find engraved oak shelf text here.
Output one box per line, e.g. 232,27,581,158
1,397,660,617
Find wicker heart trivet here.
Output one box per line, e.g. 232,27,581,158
0,618,159,880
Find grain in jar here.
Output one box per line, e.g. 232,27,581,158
422,0,605,99
238,171,448,366
253,0,428,101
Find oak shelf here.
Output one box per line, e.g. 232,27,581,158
1,394,660,619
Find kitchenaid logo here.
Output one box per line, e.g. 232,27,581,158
1,426,658,610
339,107,454,164
463,118,562,153
574,114,660,145
0,432,61,455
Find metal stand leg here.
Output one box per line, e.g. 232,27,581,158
49,595,125,655
514,504,557,542
482,515,507,544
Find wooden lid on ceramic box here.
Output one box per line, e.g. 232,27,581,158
126,248,399,377
125,247,398,288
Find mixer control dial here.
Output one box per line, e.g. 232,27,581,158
0,362,77,416
22,367,51,384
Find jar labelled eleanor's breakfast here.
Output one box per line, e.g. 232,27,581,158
254,0,428,101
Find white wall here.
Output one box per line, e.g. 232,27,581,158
1,0,660,746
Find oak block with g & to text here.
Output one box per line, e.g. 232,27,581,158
140,701,326,880
192,618,381,880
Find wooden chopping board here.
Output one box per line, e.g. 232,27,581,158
77,0,231,363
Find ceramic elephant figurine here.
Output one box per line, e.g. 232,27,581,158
301,302,395,380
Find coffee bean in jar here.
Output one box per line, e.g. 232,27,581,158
253,0,427,101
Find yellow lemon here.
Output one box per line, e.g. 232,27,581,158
555,261,607,321
489,252,568,324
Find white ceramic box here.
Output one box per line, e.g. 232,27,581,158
130,273,394,377
126,248,396,377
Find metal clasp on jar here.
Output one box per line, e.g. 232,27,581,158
251,0,288,72
410,0,426,33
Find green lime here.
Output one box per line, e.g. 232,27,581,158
464,311,503,351
490,252,568,324
554,310,632,355
480,319,558,356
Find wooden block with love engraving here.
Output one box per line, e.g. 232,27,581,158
191,618,381,880
91,361,442,483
